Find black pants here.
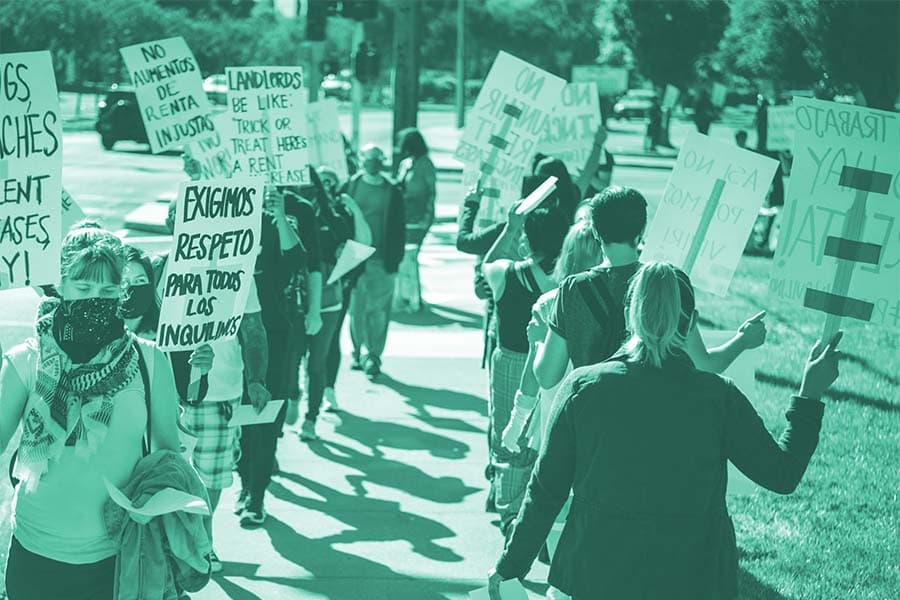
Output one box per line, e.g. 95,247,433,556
237,310,306,511
305,309,341,423
5,537,115,600
325,285,353,388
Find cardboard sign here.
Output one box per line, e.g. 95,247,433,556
769,98,900,334
641,132,778,296
701,330,759,496
185,112,235,180
306,98,349,183
536,83,601,171
766,105,796,152
571,65,629,96
455,52,566,224
0,51,63,290
515,176,557,215
120,37,214,153
662,84,681,110
226,66,310,185
228,399,285,427
327,239,375,285
156,179,263,351
60,188,87,233
711,83,728,108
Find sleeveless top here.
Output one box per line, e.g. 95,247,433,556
496,262,542,353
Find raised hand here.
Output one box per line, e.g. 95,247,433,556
799,331,843,399
737,310,767,350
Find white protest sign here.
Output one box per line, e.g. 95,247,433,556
571,65,629,96
327,240,375,285
185,112,235,180
455,52,566,224
306,98,349,182
711,83,728,108
515,176,557,215
60,188,87,233
120,37,214,153
104,478,209,518
226,66,310,185
702,330,759,496
769,98,900,336
228,400,285,427
0,51,63,290
662,84,681,110
157,179,263,351
766,105,796,152
641,132,778,296
536,83,601,171
468,579,528,600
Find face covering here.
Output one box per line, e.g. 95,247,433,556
120,284,154,319
54,297,125,363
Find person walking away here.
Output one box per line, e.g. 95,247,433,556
394,128,436,313
0,226,182,600
645,98,662,152
344,144,405,381
693,89,715,135
488,261,842,600
754,94,769,152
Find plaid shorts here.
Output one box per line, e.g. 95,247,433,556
181,398,240,490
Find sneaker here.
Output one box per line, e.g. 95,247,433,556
299,419,318,441
209,550,223,574
363,356,381,381
350,353,363,370
233,489,249,515
239,506,267,528
323,387,339,412
284,398,300,426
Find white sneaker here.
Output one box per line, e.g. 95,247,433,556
299,419,318,441
323,388,339,412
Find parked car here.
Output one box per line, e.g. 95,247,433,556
612,89,658,120
95,84,147,150
321,70,353,101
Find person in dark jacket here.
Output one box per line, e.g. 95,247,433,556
344,144,405,380
488,261,843,600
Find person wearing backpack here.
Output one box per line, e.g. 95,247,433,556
0,225,182,600
343,144,406,381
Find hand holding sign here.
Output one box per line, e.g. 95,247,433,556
736,310,767,350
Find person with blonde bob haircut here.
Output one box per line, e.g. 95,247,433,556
488,261,843,600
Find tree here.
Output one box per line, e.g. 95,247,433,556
783,0,899,110
612,0,729,89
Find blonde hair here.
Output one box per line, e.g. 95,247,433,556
60,226,125,284
552,219,604,282
621,262,694,368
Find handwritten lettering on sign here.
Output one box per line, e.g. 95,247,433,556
157,180,263,351
306,98,349,183
226,67,310,185
0,50,63,289
536,83,601,171
120,37,214,153
185,112,235,180
770,98,900,330
455,52,565,223
641,132,778,296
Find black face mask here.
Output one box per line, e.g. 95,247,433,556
121,284,154,320
54,297,125,363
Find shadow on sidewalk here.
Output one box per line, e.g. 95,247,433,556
306,438,481,504
331,411,471,459
392,303,483,329
379,373,488,424
270,472,463,562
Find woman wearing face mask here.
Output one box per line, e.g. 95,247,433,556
0,225,181,600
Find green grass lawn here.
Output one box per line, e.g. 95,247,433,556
0,254,896,599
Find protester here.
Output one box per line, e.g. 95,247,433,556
645,97,662,152
482,203,569,536
534,186,768,391
693,89,716,135
394,127,437,314
488,261,842,600
0,225,182,599
754,94,770,152
343,144,406,380
320,167,372,413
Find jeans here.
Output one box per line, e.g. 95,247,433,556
304,309,341,422
5,537,115,600
349,258,395,360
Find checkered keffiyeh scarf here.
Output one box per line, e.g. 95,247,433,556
15,298,140,491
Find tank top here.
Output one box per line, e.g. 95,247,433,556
496,262,542,353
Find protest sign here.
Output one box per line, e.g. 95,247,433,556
120,37,213,153
662,84,681,110
306,98,349,182
226,66,310,185
228,400,286,427
61,188,87,234
156,179,263,351
535,82,601,171
455,52,566,224
711,83,728,108
515,176,557,215
769,98,900,335
185,112,235,180
104,478,209,519
766,105,797,152
641,132,778,296
571,65,629,96
327,240,375,285
0,51,63,290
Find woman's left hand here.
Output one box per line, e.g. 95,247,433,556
487,569,504,600
188,344,215,376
